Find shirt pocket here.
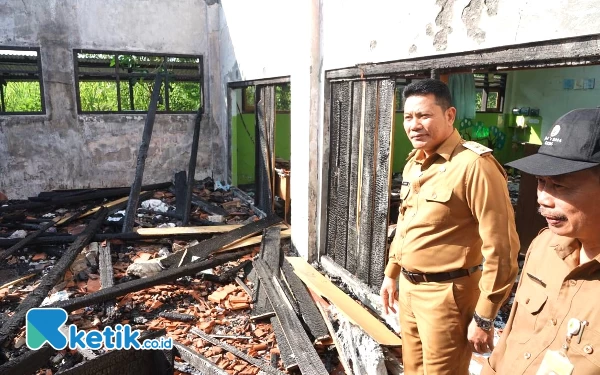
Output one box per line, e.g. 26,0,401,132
512,278,548,343
422,188,452,224
569,326,600,370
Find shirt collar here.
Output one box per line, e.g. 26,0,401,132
414,129,462,163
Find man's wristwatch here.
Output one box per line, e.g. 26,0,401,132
473,312,493,331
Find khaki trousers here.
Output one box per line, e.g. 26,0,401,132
398,270,481,375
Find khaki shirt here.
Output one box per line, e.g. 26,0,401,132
484,229,600,374
384,130,520,319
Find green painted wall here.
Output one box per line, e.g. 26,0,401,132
231,113,291,186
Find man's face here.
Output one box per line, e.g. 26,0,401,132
403,94,456,154
536,168,600,241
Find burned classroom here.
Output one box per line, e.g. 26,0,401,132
2,0,600,374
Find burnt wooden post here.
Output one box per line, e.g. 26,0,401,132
122,74,164,233
254,85,276,213
182,109,204,225
0,208,108,348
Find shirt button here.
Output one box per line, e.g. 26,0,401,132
524,352,531,359
432,193,437,199
569,280,577,286
411,212,416,217
439,166,446,172
584,345,594,354
550,319,557,326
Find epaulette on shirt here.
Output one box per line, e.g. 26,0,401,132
462,141,492,156
406,149,417,161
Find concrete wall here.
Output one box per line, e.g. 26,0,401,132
0,0,220,199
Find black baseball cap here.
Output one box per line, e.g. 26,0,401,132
506,108,600,176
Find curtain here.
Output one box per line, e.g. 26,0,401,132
449,74,476,121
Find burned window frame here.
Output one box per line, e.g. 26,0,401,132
73,50,203,114
0,47,45,115
241,84,291,113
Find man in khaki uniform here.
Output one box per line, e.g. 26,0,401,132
483,108,600,375
380,79,520,374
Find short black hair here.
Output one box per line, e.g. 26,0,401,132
402,79,453,111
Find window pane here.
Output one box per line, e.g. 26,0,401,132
244,86,255,112
119,80,132,110
132,80,165,111
3,81,42,112
168,81,200,111
79,81,118,111
487,91,498,109
395,85,405,111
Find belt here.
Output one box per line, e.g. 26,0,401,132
401,265,480,284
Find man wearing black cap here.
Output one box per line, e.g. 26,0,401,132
483,108,600,374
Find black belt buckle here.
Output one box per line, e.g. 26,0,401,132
402,269,425,284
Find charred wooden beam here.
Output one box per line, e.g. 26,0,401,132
0,344,55,375
280,258,330,343
0,182,171,214
0,229,215,248
254,85,275,214
0,217,59,261
160,215,281,269
190,328,284,375
0,208,108,348
196,260,250,285
182,109,204,226
253,259,328,375
173,342,228,375
173,171,187,219
122,74,164,233
250,227,282,321
269,316,297,371
190,197,229,217
51,249,251,313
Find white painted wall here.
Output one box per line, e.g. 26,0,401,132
507,66,600,135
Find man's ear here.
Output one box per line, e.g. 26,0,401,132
445,106,457,126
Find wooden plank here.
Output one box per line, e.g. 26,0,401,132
255,85,276,213
280,258,329,342
250,227,282,321
219,228,290,252
173,341,228,375
98,240,116,319
346,80,364,275
190,328,285,375
136,225,242,236
370,79,395,289
253,259,328,375
190,197,229,217
320,255,400,333
269,316,298,371
286,256,402,347
0,345,55,375
309,290,354,375
0,208,109,348
160,215,282,268
333,81,352,268
356,81,378,284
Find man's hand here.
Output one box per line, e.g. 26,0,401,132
468,319,495,354
380,276,398,315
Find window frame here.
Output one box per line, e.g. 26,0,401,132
475,73,506,113
73,49,203,114
0,46,46,115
